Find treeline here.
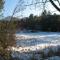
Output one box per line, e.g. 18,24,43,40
16,12,60,32
1,10,60,32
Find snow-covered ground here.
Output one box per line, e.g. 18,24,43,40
15,32,60,51
11,32,60,60
45,56,60,60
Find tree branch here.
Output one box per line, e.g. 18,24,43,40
49,0,60,12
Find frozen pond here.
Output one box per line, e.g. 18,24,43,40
13,32,60,52
16,32,60,47
11,32,60,60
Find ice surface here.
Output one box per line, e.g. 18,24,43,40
11,32,60,60
45,56,60,60
16,32,60,47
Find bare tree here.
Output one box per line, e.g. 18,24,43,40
11,0,60,18
49,0,60,11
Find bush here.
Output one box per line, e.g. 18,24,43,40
0,21,16,60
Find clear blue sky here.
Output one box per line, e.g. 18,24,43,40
4,0,60,18
4,0,18,17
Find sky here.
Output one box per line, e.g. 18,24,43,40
4,0,18,17
4,0,60,18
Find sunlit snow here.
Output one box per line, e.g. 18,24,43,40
12,32,60,52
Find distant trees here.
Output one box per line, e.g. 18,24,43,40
15,10,60,32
